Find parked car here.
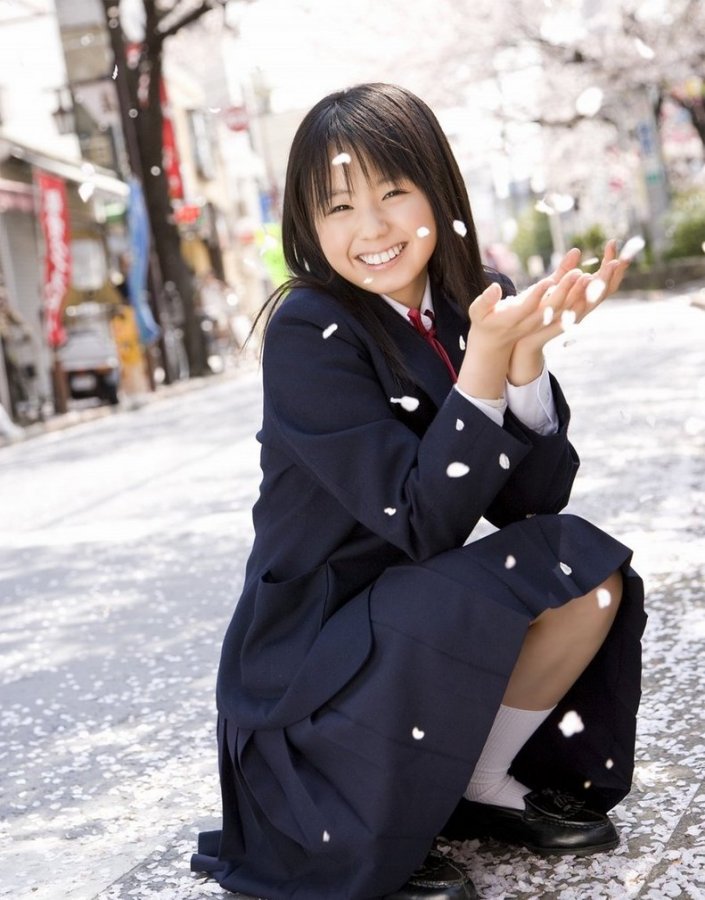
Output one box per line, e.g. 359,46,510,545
58,302,120,405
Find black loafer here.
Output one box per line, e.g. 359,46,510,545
440,788,619,857
384,849,477,898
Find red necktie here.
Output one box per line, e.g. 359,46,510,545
407,308,457,382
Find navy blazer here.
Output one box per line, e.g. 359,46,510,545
216,279,580,730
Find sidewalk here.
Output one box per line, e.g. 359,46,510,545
0,358,257,449
2,293,704,899
95,293,705,900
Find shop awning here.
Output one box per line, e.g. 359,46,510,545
0,136,129,199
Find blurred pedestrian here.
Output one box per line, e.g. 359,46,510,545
192,83,646,899
0,282,29,439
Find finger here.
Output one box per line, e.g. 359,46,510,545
601,238,618,264
470,281,503,317
539,268,583,310
551,247,582,281
606,258,630,294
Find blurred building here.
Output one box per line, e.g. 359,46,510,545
0,0,128,422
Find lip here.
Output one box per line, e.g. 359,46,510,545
357,242,406,268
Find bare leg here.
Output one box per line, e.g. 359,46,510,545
465,569,624,809
503,569,623,710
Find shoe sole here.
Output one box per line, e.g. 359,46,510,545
460,831,620,858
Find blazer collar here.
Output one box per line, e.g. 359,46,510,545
373,286,468,408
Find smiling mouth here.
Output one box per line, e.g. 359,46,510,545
358,243,405,266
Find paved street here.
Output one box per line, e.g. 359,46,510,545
1,293,704,899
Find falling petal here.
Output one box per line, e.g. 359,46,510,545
412,726,425,740
446,462,470,478
619,236,646,261
459,335,466,350
499,453,510,469
128,108,138,118
605,758,614,769
384,507,397,516
452,219,467,237
582,256,599,267
390,396,420,412
634,37,655,59
560,310,577,330
505,555,516,569
701,242,705,254
112,65,118,80
78,182,95,202
575,86,604,117
597,588,612,608
416,226,431,238
684,417,705,436
583,780,592,789
150,165,161,176
535,198,555,215
455,419,464,431
331,152,351,166
558,710,584,737
363,276,374,285
322,830,331,842
645,415,657,428
322,323,338,339
559,561,572,575
542,307,555,326
586,279,606,304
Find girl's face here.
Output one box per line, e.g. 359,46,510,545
314,153,437,309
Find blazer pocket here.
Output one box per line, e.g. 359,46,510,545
240,564,330,697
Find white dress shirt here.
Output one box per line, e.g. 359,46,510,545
381,280,559,436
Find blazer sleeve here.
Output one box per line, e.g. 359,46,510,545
262,292,539,561
484,374,580,528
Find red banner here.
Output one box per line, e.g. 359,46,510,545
35,170,71,348
160,79,184,201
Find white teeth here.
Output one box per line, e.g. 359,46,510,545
360,244,403,266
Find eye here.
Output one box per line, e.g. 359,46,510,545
327,203,351,214
383,188,406,200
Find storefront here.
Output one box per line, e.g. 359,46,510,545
0,138,129,421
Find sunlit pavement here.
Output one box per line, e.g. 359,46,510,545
1,290,703,899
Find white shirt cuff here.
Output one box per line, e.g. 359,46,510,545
505,365,559,435
453,385,506,427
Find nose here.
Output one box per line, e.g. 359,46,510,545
357,203,389,240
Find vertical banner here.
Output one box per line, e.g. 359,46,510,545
160,79,185,201
35,170,70,348
127,177,160,345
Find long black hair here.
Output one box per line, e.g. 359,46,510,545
254,83,489,378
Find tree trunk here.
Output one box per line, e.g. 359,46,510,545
102,1,208,379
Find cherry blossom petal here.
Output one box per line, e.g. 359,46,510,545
390,396,420,412
558,710,584,737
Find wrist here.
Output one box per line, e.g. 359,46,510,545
508,343,544,386
459,334,512,399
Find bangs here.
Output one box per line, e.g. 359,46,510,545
299,99,427,218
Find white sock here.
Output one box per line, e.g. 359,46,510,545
464,704,555,810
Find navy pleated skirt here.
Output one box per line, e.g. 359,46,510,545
192,514,646,899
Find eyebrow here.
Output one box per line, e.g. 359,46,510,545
329,176,399,199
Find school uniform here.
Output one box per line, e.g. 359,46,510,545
192,275,645,899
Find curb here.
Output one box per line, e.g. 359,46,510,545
0,358,259,449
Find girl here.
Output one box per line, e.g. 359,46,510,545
192,83,646,900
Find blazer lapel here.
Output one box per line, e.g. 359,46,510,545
373,295,459,409
433,290,468,376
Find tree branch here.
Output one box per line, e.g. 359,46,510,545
154,0,227,44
